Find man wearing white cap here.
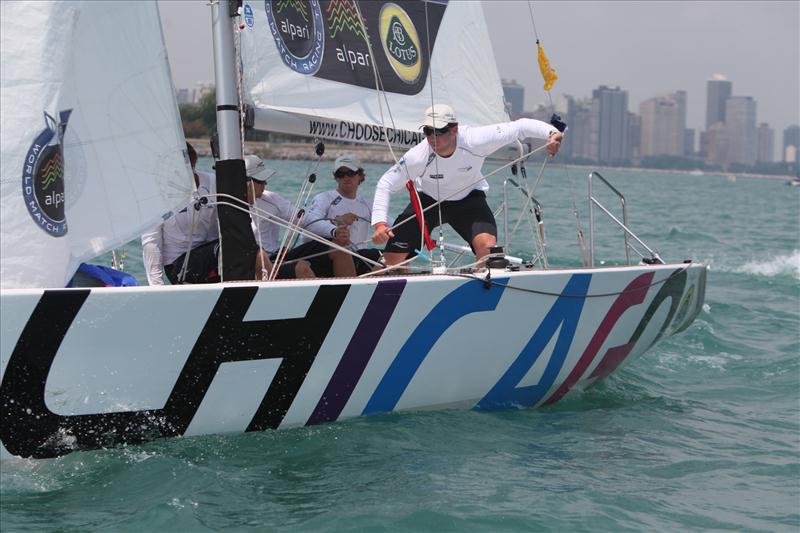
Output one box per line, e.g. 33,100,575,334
245,155,315,279
371,104,563,267
279,154,379,277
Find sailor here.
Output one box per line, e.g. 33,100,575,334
280,155,381,277
142,144,274,284
246,155,314,279
371,104,563,267
142,142,221,285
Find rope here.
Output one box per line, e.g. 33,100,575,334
353,1,426,260
447,263,691,299
212,193,386,273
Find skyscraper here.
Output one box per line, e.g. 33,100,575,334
502,79,525,119
706,75,732,130
725,96,757,166
784,125,800,165
592,85,629,164
569,98,594,161
639,92,686,157
756,123,774,163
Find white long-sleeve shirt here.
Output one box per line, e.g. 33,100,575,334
301,189,372,246
141,170,218,285
371,118,555,225
252,190,292,254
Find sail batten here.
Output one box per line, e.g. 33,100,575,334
241,0,508,145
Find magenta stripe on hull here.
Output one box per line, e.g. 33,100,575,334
542,272,654,406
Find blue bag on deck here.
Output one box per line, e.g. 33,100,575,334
67,263,138,287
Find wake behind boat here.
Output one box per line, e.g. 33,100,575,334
0,0,706,459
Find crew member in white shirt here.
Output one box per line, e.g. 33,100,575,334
282,155,381,277
142,144,273,284
142,142,220,285
371,104,563,267
246,155,314,279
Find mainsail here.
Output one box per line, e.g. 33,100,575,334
0,1,193,289
240,0,508,146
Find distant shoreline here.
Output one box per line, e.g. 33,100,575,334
187,138,793,181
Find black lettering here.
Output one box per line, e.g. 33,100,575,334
0,285,349,458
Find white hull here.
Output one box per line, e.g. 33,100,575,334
0,263,706,459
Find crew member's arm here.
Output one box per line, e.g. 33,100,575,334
303,192,340,241
141,224,165,285
371,161,409,244
465,118,563,157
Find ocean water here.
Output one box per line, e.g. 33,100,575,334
1,160,798,532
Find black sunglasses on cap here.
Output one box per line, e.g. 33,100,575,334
334,168,363,179
423,124,452,137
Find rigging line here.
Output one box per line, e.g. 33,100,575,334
177,196,203,283
509,151,548,259
358,254,425,277
270,154,322,280
215,194,385,271
353,1,426,259
526,0,553,110
448,263,692,299
236,20,267,278
424,0,446,266
214,197,384,269
525,1,584,264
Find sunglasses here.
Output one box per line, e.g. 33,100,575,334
334,168,363,179
423,124,451,137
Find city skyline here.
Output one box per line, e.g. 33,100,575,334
158,0,799,159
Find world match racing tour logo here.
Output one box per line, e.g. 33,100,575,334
22,110,72,237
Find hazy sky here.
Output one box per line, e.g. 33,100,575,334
159,0,799,151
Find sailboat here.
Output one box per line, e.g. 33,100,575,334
0,0,706,459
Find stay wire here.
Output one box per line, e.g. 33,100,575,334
424,0,446,267
448,263,692,299
525,0,586,265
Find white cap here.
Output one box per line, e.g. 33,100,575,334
334,154,362,173
421,104,457,128
244,155,276,184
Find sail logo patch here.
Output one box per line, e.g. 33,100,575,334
265,0,325,75
244,4,255,27
379,3,421,84
22,110,72,237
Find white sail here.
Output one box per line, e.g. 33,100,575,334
240,0,508,146
0,1,193,289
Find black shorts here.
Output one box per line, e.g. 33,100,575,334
384,189,497,255
275,241,382,278
165,240,220,284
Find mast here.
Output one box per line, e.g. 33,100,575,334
210,0,257,281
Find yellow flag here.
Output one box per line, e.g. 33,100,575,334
537,41,558,91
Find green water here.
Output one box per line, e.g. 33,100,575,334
1,160,798,531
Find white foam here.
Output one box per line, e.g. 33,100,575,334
735,250,800,279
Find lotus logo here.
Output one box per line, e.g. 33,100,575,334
379,3,421,84
22,110,72,237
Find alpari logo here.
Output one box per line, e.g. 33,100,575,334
379,3,421,84
265,0,324,75
327,0,372,72
22,110,72,237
